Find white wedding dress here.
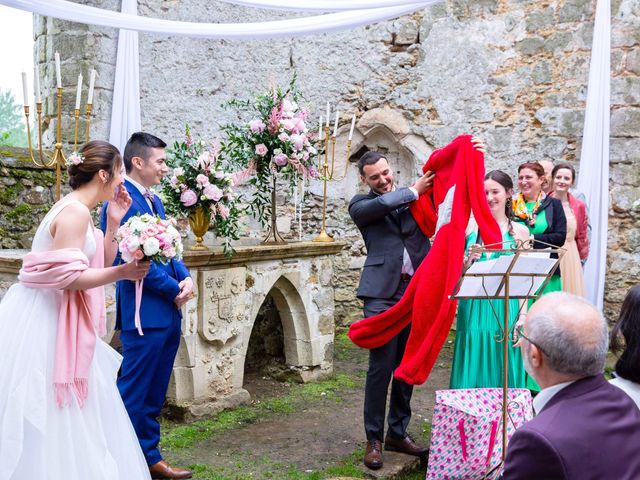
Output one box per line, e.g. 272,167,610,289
0,200,151,480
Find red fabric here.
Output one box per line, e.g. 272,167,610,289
348,135,501,385
550,191,589,261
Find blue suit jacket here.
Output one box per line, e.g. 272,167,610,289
503,375,640,479
100,179,191,331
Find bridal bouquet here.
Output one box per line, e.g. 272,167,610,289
220,74,320,228
116,213,183,264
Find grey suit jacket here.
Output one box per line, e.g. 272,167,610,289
349,188,430,300
503,375,640,479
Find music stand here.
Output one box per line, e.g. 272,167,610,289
450,238,566,473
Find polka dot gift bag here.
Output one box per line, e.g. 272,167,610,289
425,388,533,479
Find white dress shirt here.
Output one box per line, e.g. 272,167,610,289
532,380,575,414
126,175,155,211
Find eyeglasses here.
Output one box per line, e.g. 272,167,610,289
513,324,548,357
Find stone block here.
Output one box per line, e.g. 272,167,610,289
611,108,640,137
558,0,593,23
534,107,584,136
525,7,555,32
515,36,545,55
610,184,640,212
174,334,197,368
627,48,640,75
611,163,640,187
359,108,410,138
392,18,420,45
611,77,640,105
543,31,573,53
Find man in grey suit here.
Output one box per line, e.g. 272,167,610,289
349,151,434,469
504,292,640,479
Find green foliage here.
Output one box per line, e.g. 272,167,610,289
220,74,321,229
160,125,243,256
0,89,28,147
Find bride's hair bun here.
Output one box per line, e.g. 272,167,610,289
68,140,122,190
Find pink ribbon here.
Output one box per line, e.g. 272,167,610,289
457,419,468,462
134,278,145,336
485,420,499,466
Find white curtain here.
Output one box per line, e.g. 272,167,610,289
0,0,437,38
218,0,432,11
577,0,610,311
108,0,140,154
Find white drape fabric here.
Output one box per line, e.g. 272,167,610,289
218,0,432,11
576,0,610,311
108,0,140,154
0,0,437,38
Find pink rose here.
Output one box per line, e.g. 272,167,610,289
203,184,223,201
196,174,210,188
273,153,288,167
180,189,198,207
278,132,290,142
255,144,268,157
133,249,145,261
283,117,305,134
290,133,305,151
249,119,266,133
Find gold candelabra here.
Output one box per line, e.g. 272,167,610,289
24,87,93,201
312,128,353,243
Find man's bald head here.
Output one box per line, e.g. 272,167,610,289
539,160,554,193
525,292,608,377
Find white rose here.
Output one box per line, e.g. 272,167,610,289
143,237,160,257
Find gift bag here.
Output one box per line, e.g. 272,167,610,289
426,388,533,479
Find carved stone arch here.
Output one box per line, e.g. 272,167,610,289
241,273,314,371
336,107,434,202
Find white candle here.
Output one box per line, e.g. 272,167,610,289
75,73,83,109
325,102,330,127
348,114,356,140
87,69,96,104
21,72,29,106
54,52,62,88
332,110,340,137
34,65,41,103
318,116,323,140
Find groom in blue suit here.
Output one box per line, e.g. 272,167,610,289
101,132,193,479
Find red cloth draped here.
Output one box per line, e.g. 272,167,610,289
348,135,502,385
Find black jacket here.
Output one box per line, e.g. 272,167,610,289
515,195,567,276
349,188,430,299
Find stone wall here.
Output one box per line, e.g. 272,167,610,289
24,0,640,321
0,147,59,249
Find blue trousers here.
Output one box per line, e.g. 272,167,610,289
118,321,181,465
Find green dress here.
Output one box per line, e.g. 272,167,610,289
521,202,563,295
449,231,531,389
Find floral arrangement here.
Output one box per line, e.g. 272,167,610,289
160,126,242,254
220,75,320,228
65,152,84,166
116,213,183,264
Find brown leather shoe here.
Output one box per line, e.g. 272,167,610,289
384,434,429,457
148,460,193,479
364,439,384,469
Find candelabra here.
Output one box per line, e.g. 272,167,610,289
312,130,353,243
24,88,93,201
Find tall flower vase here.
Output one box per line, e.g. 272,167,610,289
188,207,210,251
262,175,286,245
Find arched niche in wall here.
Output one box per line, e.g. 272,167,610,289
320,108,434,203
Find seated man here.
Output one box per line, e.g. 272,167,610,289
504,292,640,479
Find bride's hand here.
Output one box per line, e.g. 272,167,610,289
107,186,132,225
119,260,151,281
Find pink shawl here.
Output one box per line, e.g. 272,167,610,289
18,230,106,408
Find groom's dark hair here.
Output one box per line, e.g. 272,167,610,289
123,132,167,173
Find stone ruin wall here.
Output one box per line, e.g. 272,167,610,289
8,0,639,322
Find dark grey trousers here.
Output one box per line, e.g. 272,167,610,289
362,280,413,442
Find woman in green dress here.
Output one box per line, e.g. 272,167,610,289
450,170,532,389
512,161,567,294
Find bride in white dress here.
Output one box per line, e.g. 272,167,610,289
0,141,152,480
